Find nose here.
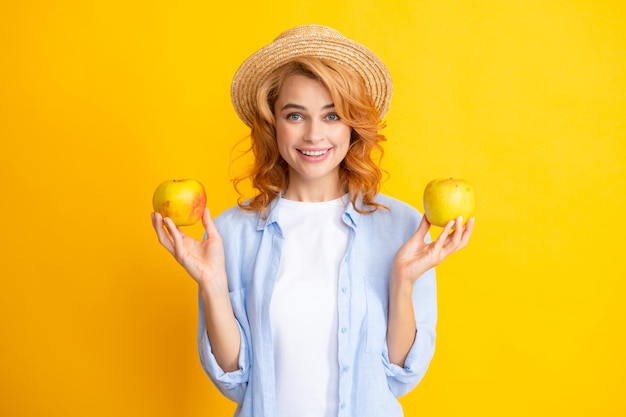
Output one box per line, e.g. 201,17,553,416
304,119,325,143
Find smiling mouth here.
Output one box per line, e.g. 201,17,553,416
298,149,329,156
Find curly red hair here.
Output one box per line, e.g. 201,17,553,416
233,57,388,214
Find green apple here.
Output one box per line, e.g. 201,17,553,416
152,179,207,226
423,178,475,227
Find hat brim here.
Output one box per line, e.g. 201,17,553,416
231,25,393,127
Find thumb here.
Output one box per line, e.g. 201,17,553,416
400,215,431,253
201,208,221,239
414,215,431,242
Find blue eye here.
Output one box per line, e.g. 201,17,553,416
326,112,340,121
287,113,303,121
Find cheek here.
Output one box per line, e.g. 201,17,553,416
336,126,353,149
275,125,295,160
275,122,294,145
275,129,288,151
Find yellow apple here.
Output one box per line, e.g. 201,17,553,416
423,178,476,227
152,179,207,226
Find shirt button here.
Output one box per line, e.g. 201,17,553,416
343,365,350,372
340,403,346,410
341,287,348,294
341,327,348,334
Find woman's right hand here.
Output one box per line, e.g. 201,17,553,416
151,208,227,290
152,208,241,372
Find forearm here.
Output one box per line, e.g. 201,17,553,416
199,278,241,373
386,276,417,367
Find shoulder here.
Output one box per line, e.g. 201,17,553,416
214,204,260,234
352,194,423,237
375,194,421,214
372,194,423,223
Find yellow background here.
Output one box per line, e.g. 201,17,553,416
2,1,625,416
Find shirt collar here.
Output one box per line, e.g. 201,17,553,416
256,195,282,231
255,193,366,231
342,195,362,229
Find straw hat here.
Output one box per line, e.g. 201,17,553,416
231,24,393,127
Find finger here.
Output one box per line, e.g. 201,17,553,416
163,216,182,245
458,216,475,248
152,212,175,254
448,216,465,248
399,215,431,255
202,208,223,242
445,216,474,254
434,219,455,252
201,208,215,234
164,216,191,262
414,214,431,241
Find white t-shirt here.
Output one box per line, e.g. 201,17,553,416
270,195,350,417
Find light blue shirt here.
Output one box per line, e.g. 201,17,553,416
198,194,437,417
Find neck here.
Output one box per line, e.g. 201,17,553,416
283,182,345,202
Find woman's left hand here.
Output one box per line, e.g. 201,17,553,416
387,216,473,366
391,216,474,285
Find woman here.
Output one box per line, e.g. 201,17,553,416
152,25,474,417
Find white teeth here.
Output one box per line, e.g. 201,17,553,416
300,150,328,156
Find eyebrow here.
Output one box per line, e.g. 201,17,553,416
279,103,335,111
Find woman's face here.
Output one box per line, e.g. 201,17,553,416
274,75,352,201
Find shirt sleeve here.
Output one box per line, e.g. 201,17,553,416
197,290,251,403
382,267,437,397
